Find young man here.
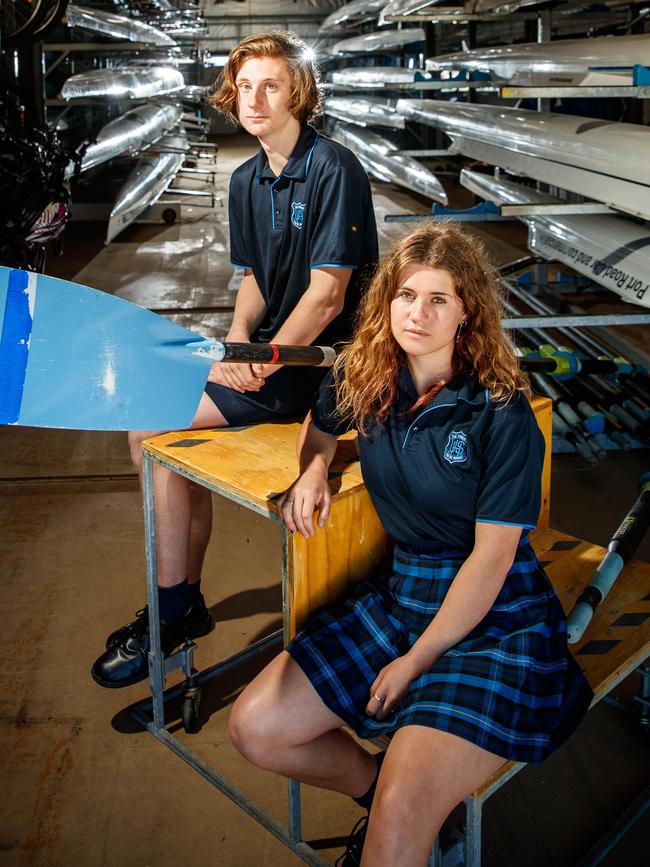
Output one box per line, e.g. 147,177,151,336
91,32,378,687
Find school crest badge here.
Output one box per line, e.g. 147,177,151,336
444,429,469,464
291,201,306,229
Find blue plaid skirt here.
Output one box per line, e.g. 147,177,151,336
288,540,593,763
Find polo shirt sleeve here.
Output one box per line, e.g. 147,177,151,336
228,179,251,269
308,159,371,270
311,370,354,437
475,395,545,530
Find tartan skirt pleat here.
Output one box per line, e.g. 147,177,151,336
287,540,593,763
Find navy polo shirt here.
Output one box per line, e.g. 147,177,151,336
228,123,378,346
312,369,545,553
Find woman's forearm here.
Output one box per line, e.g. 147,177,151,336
407,526,522,672
278,415,339,538
297,414,338,476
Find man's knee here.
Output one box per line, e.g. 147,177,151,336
128,430,150,470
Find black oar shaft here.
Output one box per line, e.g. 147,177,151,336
214,342,337,367
216,341,621,379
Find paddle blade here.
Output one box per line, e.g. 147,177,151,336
0,267,214,431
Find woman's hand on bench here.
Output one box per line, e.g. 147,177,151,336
278,468,332,539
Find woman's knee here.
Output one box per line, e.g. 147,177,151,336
372,779,419,832
228,685,285,766
367,777,447,856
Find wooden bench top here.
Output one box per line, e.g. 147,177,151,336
143,423,363,518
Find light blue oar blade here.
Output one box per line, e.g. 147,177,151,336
0,266,215,431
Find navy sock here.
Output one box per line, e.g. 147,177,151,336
158,579,192,622
353,752,385,810
189,579,202,598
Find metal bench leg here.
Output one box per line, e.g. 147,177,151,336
635,662,650,737
142,452,165,733
575,783,650,867
288,779,302,843
465,796,483,867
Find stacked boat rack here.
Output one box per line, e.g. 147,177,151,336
42,2,217,243
316,0,650,463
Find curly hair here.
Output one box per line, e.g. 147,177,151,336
334,221,529,432
208,32,322,125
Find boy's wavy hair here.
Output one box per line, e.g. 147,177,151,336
209,31,322,125
334,221,529,433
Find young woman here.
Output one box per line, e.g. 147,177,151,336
228,222,593,866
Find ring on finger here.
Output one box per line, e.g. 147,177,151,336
372,693,385,704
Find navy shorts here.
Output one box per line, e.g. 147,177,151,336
204,365,326,427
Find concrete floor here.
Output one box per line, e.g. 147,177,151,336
1,133,649,866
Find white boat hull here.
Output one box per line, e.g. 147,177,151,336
427,33,650,86
324,96,405,129
330,28,426,56
461,169,650,308
319,0,386,33
330,122,447,204
66,5,178,47
106,134,188,244
396,100,650,220
332,66,432,86
62,67,185,100
81,104,182,172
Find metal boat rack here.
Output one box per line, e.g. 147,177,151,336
329,75,650,100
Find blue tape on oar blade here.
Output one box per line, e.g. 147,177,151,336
0,269,32,424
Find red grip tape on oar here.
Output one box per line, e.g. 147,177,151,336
268,343,280,364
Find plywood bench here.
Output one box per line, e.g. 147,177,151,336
140,395,649,866
454,525,650,867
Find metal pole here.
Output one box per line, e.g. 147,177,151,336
465,797,483,867
142,452,166,731
574,784,650,867
288,779,303,844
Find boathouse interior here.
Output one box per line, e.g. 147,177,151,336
1,1,649,865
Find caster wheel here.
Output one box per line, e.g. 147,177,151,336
181,684,201,733
162,207,177,224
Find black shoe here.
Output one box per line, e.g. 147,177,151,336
335,816,368,867
91,600,212,689
105,594,213,649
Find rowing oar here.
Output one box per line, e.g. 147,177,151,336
567,473,650,644
506,280,650,403
210,341,631,378
208,342,337,366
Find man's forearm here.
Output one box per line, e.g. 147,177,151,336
272,267,352,346
227,272,267,341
